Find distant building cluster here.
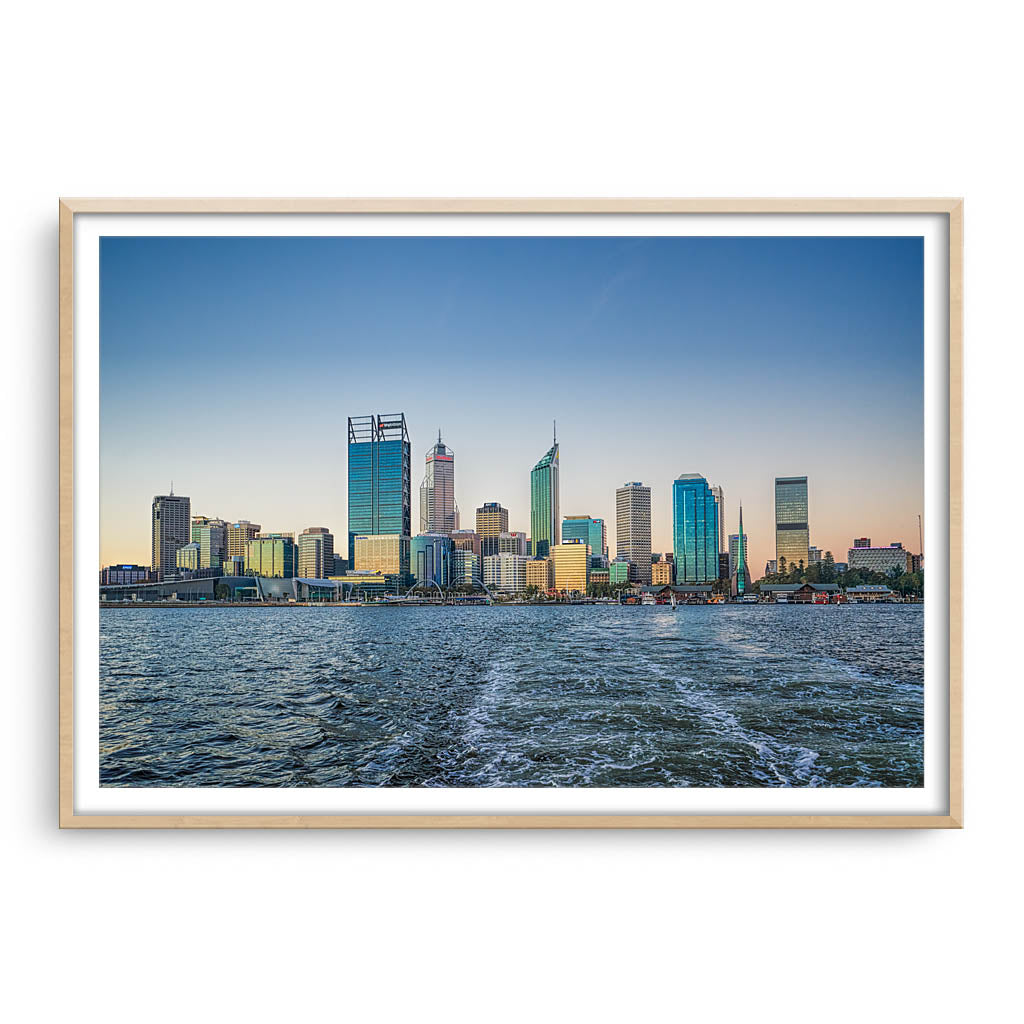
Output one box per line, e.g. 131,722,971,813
101,411,923,603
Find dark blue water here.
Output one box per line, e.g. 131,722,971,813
99,604,924,788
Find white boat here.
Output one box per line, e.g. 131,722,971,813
641,593,656,606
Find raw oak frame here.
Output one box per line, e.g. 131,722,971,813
58,197,964,829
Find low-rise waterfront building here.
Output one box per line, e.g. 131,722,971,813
845,584,896,602
99,564,153,585
589,567,610,587
638,584,715,604
759,582,841,603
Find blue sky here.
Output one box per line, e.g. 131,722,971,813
100,234,924,572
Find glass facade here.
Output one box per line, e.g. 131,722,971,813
551,541,590,593
562,516,606,565
672,474,720,583
354,534,410,575
298,527,335,579
245,534,297,578
451,549,480,586
191,517,227,569
411,533,453,588
347,414,412,563
530,442,560,559
774,476,809,570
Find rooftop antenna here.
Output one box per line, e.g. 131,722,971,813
553,419,557,446
170,480,174,496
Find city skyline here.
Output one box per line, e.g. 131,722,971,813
100,234,924,572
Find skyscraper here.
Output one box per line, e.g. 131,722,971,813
615,482,652,584
418,431,456,535
775,475,810,571
475,503,509,560
730,505,751,598
245,533,296,578
562,516,607,566
347,414,412,564
672,474,719,583
711,485,726,556
298,527,335,579
411,533,453,589
226,521,261,559
151,490,191,581
191,516,227,569
530,426,560,559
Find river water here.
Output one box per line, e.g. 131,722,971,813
99,604,924,788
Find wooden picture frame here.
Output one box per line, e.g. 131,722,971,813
59,198,963,828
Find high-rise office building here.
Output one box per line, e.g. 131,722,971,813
411,533,453,588
191,516,227,570
347,413,411,564
175,542,200,573
530,428,560,558
419,431,457,535
151,491,191,581
353,534,411,575
298,527,335,579
562,516,607,567
496,531,527,557
245,533,296,578
482,553,527,595
711,485,726,555
672,474,719,583
652,559,674,586
476,502,510,560
775,476,810,571
730,506,752,598
552,540,591,593
451,549,480,587
226,521,261,559
451,529,481,560
616,482,652,584
526,558,553,592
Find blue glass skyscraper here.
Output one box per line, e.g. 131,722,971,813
672,474,720,583
347,414,411,563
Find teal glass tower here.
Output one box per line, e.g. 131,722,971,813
530,425,560,558
562,516,606,566
347,414,411,564
672,473,720,583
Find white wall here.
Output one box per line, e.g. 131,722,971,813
2,2,1018,1021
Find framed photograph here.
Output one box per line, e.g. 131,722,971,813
59,198,962,828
